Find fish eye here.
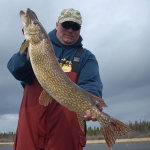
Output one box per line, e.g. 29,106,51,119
33,21,38,25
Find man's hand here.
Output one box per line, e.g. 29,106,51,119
84,105,103,121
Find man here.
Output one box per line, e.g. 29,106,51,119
7,8,103,150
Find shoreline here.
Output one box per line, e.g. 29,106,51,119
0,138,150,145
86,137,150,144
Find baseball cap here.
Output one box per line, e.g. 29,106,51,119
58,8,82,25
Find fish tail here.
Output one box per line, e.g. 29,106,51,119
97,112,131,148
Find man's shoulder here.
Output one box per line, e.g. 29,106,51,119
47,29,56,40
82,48,96,59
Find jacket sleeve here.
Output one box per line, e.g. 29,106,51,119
77,50,103,98
7,44,34,86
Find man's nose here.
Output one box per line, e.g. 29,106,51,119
67,27,73,32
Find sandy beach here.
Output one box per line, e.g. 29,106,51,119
0,138,150,145
0,142,14,145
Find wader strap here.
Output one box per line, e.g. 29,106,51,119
71,47,87,136
72,47,83,73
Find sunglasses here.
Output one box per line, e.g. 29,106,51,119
61,22,81,31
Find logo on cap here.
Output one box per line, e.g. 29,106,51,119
58,8,82,25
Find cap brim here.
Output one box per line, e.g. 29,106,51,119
59,18,82,25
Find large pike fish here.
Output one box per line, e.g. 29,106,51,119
19,8,131,148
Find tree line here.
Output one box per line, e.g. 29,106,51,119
86,120,150,140
87,120,150,136
0,132,15,142
0,120,150,142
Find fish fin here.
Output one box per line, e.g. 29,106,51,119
39,90,52,106
27,50,30,59
89,93,107,107
20,41,30,60
98,112,131,148
20,41,29,54
77,114,85,133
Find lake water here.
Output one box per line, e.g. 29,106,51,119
0,142,150,150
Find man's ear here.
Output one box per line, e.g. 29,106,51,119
56,22,59,30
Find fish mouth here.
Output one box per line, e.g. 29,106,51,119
26,8,38,22
20,8,38,27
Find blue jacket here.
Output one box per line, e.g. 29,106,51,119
7,29,103,97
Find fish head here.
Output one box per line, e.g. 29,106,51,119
20,8,46,43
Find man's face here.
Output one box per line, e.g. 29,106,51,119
56,21,81,46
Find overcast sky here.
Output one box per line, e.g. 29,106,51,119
0,0,150,133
